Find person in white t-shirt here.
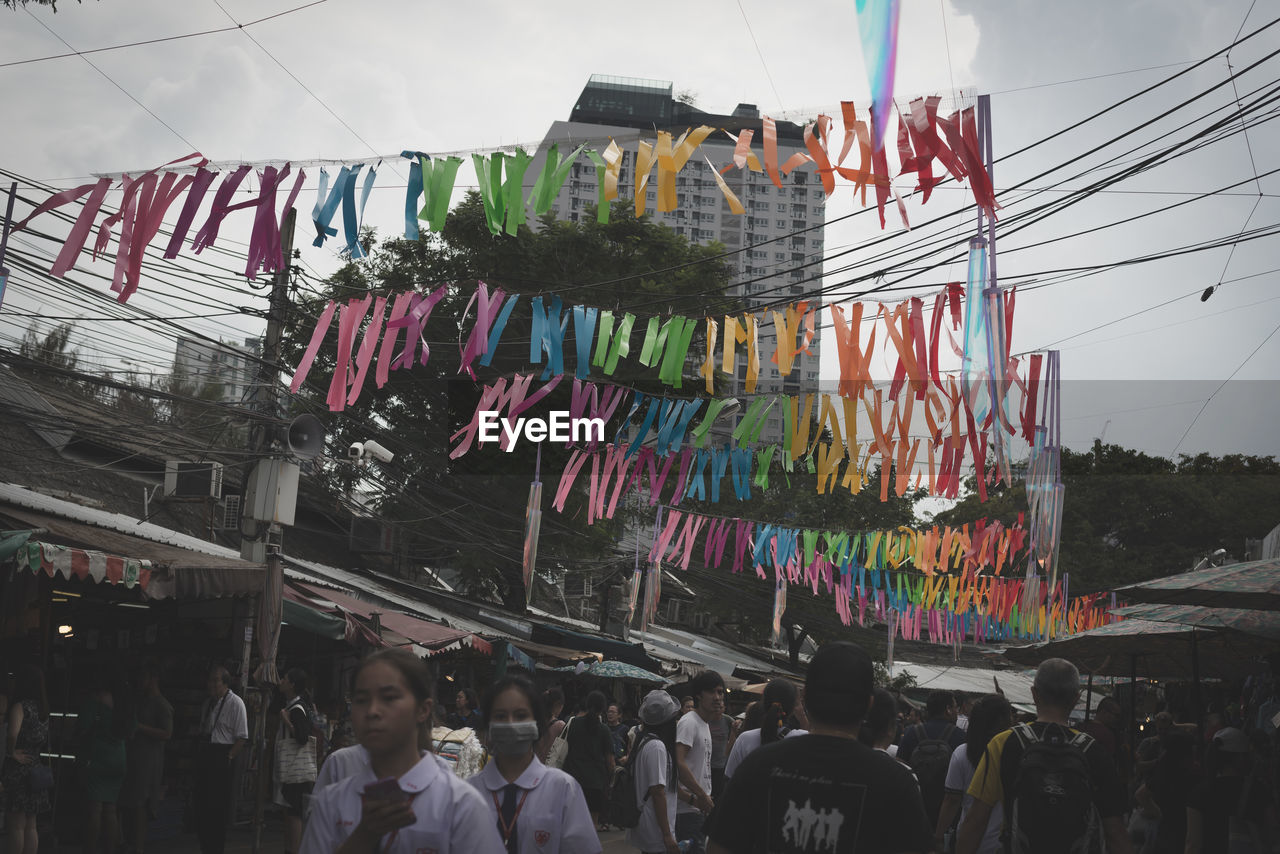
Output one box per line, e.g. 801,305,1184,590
628,690,683,854
299,649,504,854
934,693,1013,854
724,679,807,780
674,670,724,854
468,674,599,854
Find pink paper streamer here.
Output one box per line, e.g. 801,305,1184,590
289,300,337,393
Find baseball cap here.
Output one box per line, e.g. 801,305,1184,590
1213,727,1250,753
639,689,680,725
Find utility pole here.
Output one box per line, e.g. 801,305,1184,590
246,209,295,854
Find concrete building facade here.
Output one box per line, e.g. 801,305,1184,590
532,75,824,442
172,336,262,406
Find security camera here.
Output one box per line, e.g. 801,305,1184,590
348,441,365,460
361,439,395,464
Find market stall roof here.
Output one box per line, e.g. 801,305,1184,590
1002,617,1276,679
552,660,670,684
1111,602,1280,641
630,625,787,685
529,621,663,673
888,661,1037,706
0,483,262,598
293,581,487,654
1113,558,1280,610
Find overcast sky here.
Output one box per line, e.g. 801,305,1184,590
1,0,1277,461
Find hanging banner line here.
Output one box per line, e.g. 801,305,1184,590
642,503,1111,645
13,97,997,303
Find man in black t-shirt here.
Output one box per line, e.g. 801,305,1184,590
707,642,931,854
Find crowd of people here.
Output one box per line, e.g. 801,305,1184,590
5,649,1280,853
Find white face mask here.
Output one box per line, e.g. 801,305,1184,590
488,720,540,755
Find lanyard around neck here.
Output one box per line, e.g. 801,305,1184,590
491,787,532,846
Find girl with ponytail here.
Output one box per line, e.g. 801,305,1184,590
723,680,805,779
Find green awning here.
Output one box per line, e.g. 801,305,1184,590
282,597,346,640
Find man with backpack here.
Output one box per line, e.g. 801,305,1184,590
956,658,1132,854
898,691,966,828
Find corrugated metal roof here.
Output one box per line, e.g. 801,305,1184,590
0,367,73,451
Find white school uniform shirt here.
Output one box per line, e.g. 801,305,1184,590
674,711,711,816
468,755,601,854
300,751,505,854
314,744,370,791
723,727,808,779
628,735,678,854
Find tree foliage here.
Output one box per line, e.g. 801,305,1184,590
935,442,1280,592
283,194,739,610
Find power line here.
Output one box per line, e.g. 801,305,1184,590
211,0,402,179
1170,317,1280,456
0,0,329,68
22,9,199,152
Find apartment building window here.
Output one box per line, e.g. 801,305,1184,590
775,252,787,261
794,171,808,184
811,239,822,248
791,204,806,217
812,188,825,200
791,252,805,262
775,219,786,228
792,219,806,230
776,203,787,212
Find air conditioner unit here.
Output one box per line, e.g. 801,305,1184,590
349,516,394,554
215,495,241,531
164,461,223,499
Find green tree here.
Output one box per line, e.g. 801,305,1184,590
934,441,1280,592
283,194,739,610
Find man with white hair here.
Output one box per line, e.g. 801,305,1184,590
956,658,1132,854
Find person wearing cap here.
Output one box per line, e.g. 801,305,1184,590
1185,726,1275,852
629,690,683,854
707,642,931,854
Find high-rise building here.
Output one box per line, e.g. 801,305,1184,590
172,336,262,406
531,75,824,442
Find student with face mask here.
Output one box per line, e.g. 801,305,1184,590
469,675,601,854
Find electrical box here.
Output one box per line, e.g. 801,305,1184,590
243,459,299,526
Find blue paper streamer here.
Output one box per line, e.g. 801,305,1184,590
572,305,598,380
311,166,350,248
479,294,519,368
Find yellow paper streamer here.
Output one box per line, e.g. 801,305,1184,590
701,317,719,394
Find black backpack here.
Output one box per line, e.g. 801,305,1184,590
608,733,658,829
907,723,955,821
1005,723,1099,854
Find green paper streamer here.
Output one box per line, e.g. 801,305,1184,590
593,310,615,367
690,398,732,447
502,149,534,235
584,149,611,223
638,316,662,367
732,397,772,446
603,312,636,374
529,143,586,215
418,155,463,233
658,316,696,388
472,152,506,235
802,529,820,567
754,446,775,489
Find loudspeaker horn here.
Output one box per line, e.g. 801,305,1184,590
286,414,326,459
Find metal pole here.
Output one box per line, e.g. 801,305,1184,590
1190,629,1204,741
1084,670,1094,723
1129,653,1138,781
248,208,296,854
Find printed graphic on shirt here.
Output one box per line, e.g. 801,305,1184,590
765,767,867,854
